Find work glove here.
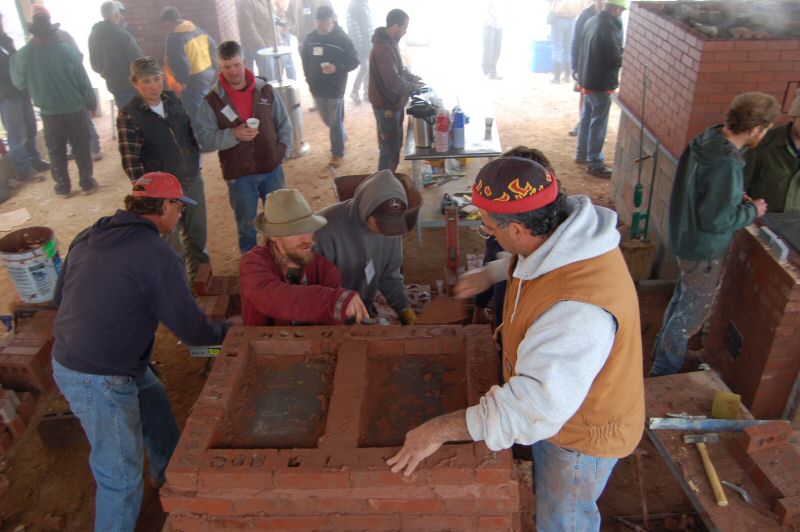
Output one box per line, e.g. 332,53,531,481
399,308,418,326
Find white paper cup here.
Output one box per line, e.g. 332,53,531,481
246,118,260,129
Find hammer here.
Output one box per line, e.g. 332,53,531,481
684,433,728,507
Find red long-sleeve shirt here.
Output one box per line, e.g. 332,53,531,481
240,244,356,326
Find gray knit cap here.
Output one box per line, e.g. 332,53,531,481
130,57,163,83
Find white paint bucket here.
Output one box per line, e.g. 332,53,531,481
0,226,62,303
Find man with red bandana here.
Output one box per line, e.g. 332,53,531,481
195,40,293,254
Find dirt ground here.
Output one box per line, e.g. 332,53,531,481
0,69,696,531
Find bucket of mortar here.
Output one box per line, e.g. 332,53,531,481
0,226,62,303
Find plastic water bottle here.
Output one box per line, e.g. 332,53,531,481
451,107,465,150
435,110,451,153
421,161,434,186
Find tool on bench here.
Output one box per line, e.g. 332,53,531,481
684,433,728,507
721,481,780,520
666,412,707,420
649,417,771,431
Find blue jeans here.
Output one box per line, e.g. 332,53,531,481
53,358,180,532
0,94,43,176
181,71,214,126
314,97,346,157
227,167,286,253
372,107,404,172
576,91,612,170
533,440,618,531
550,16,574,67
650,257,724,376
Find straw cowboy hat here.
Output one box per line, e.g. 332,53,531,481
253,189,327,237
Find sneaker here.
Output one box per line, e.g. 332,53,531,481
92,151,103,162
81,178,100,194
350,93,361,105
329,156,344,168
33,160,51,172
568,127,578,137
588,165,613,178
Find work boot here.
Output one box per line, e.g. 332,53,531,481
81,177,100,195
33,160,51,172
54,184,72,198
588,165,613,178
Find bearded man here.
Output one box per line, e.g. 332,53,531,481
239,188,369,325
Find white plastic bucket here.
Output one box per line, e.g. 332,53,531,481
0,226,62,303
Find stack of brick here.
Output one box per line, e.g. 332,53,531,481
193,264,240,320
0,310,56,392
728,420,800,525
162,325,531,531
0,387,36,456
705,227,800,418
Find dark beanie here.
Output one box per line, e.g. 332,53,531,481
472,157,559,214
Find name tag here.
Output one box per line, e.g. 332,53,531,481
313,46,324,56
364,260,375,285
221,104,238,122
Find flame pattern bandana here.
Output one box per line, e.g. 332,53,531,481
472,157,559,213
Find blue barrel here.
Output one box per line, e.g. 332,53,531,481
531,40,553,73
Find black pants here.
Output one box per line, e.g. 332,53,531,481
42,110,93,193
482,25,502,76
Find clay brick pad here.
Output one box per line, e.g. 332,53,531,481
162,325,527,531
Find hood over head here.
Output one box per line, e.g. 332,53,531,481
80,209,159,251
513,195,620,281
690,125,743,166
371,26,392,45
349,169,408,226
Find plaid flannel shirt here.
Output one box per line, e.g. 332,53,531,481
116,98,147,182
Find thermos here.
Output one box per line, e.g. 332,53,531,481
451,107,465,150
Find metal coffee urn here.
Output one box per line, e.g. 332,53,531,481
258,2,310,159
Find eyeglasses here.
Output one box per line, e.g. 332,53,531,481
477,221,505,239
168,199,186,213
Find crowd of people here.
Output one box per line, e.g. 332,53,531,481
1,1,798,532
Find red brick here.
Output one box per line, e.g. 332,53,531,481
160,493,233,515
193,263,212,295
366,498,444,513
253,515,328,530
776,496,800,525
401,514,478,530
328,514,401,530
273,470,350,490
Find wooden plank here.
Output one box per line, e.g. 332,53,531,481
645,371,783,531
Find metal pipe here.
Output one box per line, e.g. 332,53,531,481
265,0,283,84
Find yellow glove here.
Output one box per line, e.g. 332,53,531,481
400,308,418,325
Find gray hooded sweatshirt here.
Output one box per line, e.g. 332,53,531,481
466,196,621,451
316,170,409,316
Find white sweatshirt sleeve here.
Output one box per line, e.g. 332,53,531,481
465,300,617,451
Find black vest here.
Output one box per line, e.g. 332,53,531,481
121,91,200,185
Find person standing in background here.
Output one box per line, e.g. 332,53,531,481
160,6,217,125
0,11,49,194
482,0,503,80
300,5,359,168
11,4,99,197
347,0,373,104
548,0,584,84
89,1,142,109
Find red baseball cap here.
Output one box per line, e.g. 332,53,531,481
132,172,197,205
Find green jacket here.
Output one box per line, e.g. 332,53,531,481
10,33,96,115
745,122,800,213
669,126,758,261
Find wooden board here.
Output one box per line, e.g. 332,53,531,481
645,371,786,531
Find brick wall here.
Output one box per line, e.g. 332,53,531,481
162,325,531,531
124,0,239,61
612,1,800,278
705,227,800,418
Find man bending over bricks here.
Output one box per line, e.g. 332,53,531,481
240,188,369,325
387,157,645,531
51,172,234,532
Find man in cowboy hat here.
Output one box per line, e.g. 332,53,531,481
51,172,233,532
315,169,421,324
386,157,644,531
240,188,369,325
